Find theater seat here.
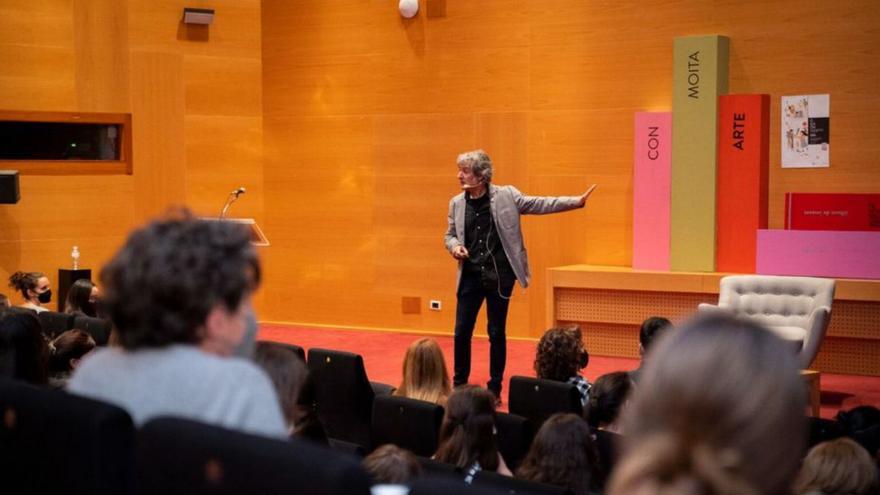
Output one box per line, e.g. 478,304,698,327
307,348,378,449
371,395,444,456
37,311,73,338
0,378,135,494
494,412,533,472
508,376,582,430
72,315,112,346
259,340,306,362
137,417,371,495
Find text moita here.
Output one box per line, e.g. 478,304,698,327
687,51,700,99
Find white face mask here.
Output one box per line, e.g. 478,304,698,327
233,308,259,358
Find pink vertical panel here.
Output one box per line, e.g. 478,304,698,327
756,230,880,279
633,112,672,270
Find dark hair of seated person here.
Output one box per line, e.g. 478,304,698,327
50,329,96,375
63,279,97,317
99,209,260,350
434,385,500,472
362,444,423,485
516,413,601,495
586,371,632,430
253,341,327,442
7,271,44,300
0,307,49,385
534,326,588,382
639,316,672,353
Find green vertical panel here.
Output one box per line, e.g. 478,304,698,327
670,35,729,272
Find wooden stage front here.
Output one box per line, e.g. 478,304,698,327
546,265,880,376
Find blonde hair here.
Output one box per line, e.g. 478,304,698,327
394,338,451,405
608,315,807,495
794,438,877,495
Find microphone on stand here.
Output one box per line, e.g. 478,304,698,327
220,186,246,219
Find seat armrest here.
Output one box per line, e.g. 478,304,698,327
697,303,729,315
370,381,395,397
800,306,831,369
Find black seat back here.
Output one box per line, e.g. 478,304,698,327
260,340,306,362
410,476,509,495
508,376,582,430
494,412,533,471
72,315,113,346
474,470,572,495
0,378,135,494
137,417,371,495
307,348,375,448
371,395,444,456
37,310,73,338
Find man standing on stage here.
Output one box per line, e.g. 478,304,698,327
444,149,596,403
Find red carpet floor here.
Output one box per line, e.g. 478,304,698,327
259,324,880,420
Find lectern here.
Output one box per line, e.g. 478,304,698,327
200,217,269,246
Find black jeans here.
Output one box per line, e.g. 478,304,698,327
453,269,515,394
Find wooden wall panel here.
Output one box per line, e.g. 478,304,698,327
262,0,880,339
1,1,263,310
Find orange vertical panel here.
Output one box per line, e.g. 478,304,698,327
716,94,770,273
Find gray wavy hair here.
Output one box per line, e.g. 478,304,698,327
456,149,493,184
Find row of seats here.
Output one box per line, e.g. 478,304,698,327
0,377,568,495
36,310,112,345
286,344,585,470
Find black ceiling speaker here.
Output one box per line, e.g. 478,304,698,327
0,170,20,204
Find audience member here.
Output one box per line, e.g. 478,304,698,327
253,341,328,443
0,307,49,385
794,437,877,495
835,406,880,459
49,329,96,388
68,210,287,438
608,314,807,495
63,279,99,317
394,337,451,406
434,385,512,479
516,413,601,495
629,316,672,384
363,444,423,485
0,293,10,309
534,326,591,406
586,371,632,434
8,271,52,313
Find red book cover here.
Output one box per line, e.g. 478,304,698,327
716,94,770,273
785,193,880,231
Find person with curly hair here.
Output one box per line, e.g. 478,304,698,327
534,326,591,406
516,413,602,495
794,437,877,495
8,271,52,313
68,210,286,438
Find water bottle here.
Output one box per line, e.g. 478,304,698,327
71,246,80,270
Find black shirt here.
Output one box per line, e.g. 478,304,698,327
463,191,515,288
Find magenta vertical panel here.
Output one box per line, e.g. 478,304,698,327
633,112,672,270
756,230,880,279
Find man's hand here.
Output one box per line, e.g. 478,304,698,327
578,184,597,207
451,245,469,260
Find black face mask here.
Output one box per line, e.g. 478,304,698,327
37,289,52,304
578,349,590,370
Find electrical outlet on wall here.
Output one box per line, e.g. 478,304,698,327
429,300,442,311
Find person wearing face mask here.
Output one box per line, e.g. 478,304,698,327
68,210,287,439
445,150,596,404
63,279,100,318
8,271,53,313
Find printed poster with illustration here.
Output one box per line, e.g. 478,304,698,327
782,94,830,168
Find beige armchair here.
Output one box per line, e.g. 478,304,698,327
698,275,835,369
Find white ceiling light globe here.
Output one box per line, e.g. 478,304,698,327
399,0,419,18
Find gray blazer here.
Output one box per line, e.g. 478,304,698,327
445,184,584,289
